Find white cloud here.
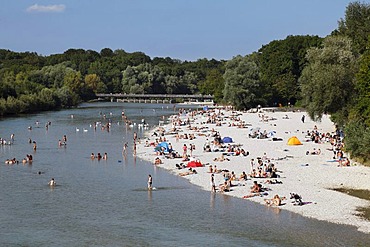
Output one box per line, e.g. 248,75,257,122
26,4,66,13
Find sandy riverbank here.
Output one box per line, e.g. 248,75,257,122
137,108,370,233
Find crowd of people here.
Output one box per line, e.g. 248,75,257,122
140,106,355,211
2,112,119,187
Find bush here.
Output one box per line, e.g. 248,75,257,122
344,121,370,164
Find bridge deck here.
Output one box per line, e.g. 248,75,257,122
96,93,214,99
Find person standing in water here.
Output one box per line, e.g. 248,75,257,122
211,174,216,192
147,175,153,190
48,178,56,186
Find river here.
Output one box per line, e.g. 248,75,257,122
0,102,368,247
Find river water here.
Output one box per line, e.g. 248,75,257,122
0,102,368,247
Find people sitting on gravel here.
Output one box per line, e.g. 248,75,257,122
239,171,248,181
213,154,230,162
179,168,197,176
264,194,285,206
340,157,351,167
250,181,262,193
219,181,230,192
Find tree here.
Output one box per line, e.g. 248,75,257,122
198,69,225,102
100,48,114,57
31,63,74,88
121,64,166,94
63,70,85,100
121,66,140,94
351,43,370,126
4,96,26,115
38,88,57,110
54,87,79,107
164,75,178,94
344,121,370,163
223,54,265,109
299,35,357,124
0,71,17,98
258,35,322,105
19,94,39,112
85,74,107,93
337,1,370,55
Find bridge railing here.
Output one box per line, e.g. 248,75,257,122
96,93,214,99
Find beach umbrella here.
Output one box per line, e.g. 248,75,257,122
187,160,203,167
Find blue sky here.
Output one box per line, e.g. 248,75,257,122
0,0,360,61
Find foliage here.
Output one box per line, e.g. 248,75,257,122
337,1,370,55
352,44,370,126
85,74,107,93
0,1,369,163
299,36,357,124
223,54,265,109
344,121,370,163
198,69,225,102
342,41,370,162
0,48,227,116
121,63,200,94
258,35,322,106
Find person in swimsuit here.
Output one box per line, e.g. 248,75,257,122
211,174,216,192
147,175,153,190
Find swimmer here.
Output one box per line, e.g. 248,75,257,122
48,178,56,186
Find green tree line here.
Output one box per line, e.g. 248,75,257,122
0,48,226,114
0,1,369,162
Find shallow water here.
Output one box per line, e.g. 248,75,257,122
333,188,370,221
0,102,369,246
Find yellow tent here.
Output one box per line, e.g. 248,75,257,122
287,136,302,145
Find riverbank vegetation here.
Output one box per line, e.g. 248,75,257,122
0,2,368,162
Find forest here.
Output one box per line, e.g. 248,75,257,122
0,2,369,163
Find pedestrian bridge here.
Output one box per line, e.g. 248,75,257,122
95,93,214,103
